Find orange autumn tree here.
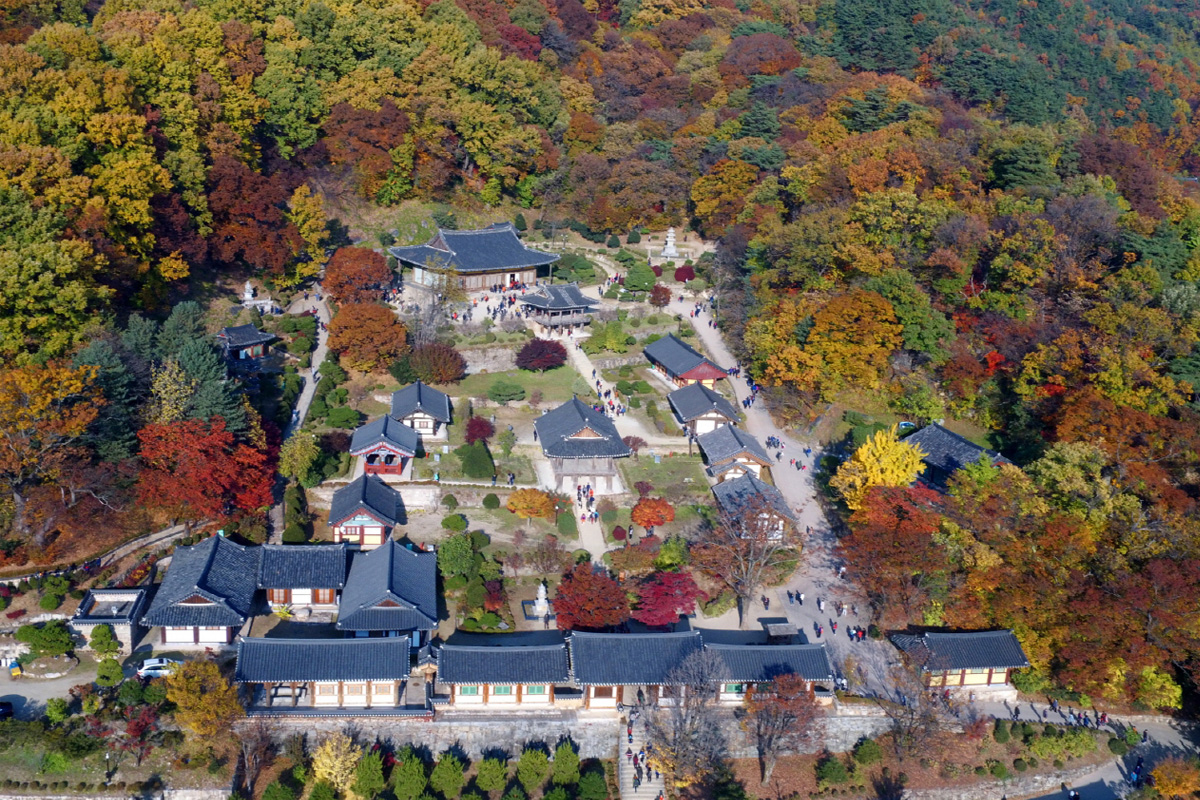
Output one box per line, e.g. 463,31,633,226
0,362,102,546
324,247,393,304
506,488,556,520
805,289,902,397
631,496,675,535
327,303,410,371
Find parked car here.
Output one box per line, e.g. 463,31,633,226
136,658,181,679
0,701,14,720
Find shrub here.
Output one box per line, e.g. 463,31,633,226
282,523,307,544
39,593,62,611
993,719,1010,743
853,738,882,766
702,588,736,617
1124,727,1141,746
1013,758,1027,772
612,526,626,541
326,407,361,428
262,782,295,800
1107,737,1128,755
974,766,987,776
577,771,607,800
673,265,695,282
626,229,641,244
482,493,501,510
606,234,619,248
557,514,578,538
310,784,337,800
45,698,69,724
488,380,526,404
410,342,467,384
442,514,468,532
16,620,73,657
816,755,849,785
989,763,1008,780
455,441,495,479
442,494,459,511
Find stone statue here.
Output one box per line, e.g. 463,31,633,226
243,280,255,302
533,581,549,618
661,227,680,259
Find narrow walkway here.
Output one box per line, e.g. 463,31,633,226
284,288,332,438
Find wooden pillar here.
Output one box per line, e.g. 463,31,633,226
548,685,555,705
366,681,372,709
309,682,316,707
338,682,344,708
516,685,523,704
290,682,298,706
584,687,591,710
483,685,489,704
449,687,455,705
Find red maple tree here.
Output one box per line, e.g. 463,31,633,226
649,284,672,308
554,564,630,631
465,416,495,445
633,571,705,626
137,418,272,532
516,338,568,372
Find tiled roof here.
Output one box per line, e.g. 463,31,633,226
704,643,834,682
388,223,559,273
569,631,704,685
72,588,148,624
235,637,410,683
697,424,772,466
668,383,739,424
711,473,795,523
437,641,570,685
643,335,723,378
336,540,438,631
350,416,420,457
902,424,1011,477
520,283,599,312
891,630,1030,671
216,324,274,348
141,536,260,628
329,475,404,528
390,381,452,423
534,398,632,460
257,544,348,590
706,460,750,479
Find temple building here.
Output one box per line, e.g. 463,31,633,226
328,475,406,548
643,335,727,389
390,381,452,442
697,424,773,482
335,540,439,644
435,639,571,708
891,630,1029,693
534,398,632,493
668,383,739,436
520,283,599,336
902,424,1012,487
389,223,558,291
350,416,420,477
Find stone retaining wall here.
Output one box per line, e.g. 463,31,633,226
901,762,1099,800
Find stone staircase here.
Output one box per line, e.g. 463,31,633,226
615,721,665,800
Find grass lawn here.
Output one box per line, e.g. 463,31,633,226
620,454,710,500
448,366,581,404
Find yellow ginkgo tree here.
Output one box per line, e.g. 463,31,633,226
830,425,927,510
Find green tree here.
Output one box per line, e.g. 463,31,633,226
178,338,246,431
475,758,507,793
862,269,953,361
438,532,475,579
15,620,74,658
577,771,607,800
96,657,124,687
430,753,466,799
89,624,120,657
625,261,656,293
739,102,780,141
496,429,517,458
157,301,205,358
45,697,69,724
74,340,138,462
516,748,549,795
488,380,527,404
552,741,580,786
354,752,387,800
391,748,428,800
